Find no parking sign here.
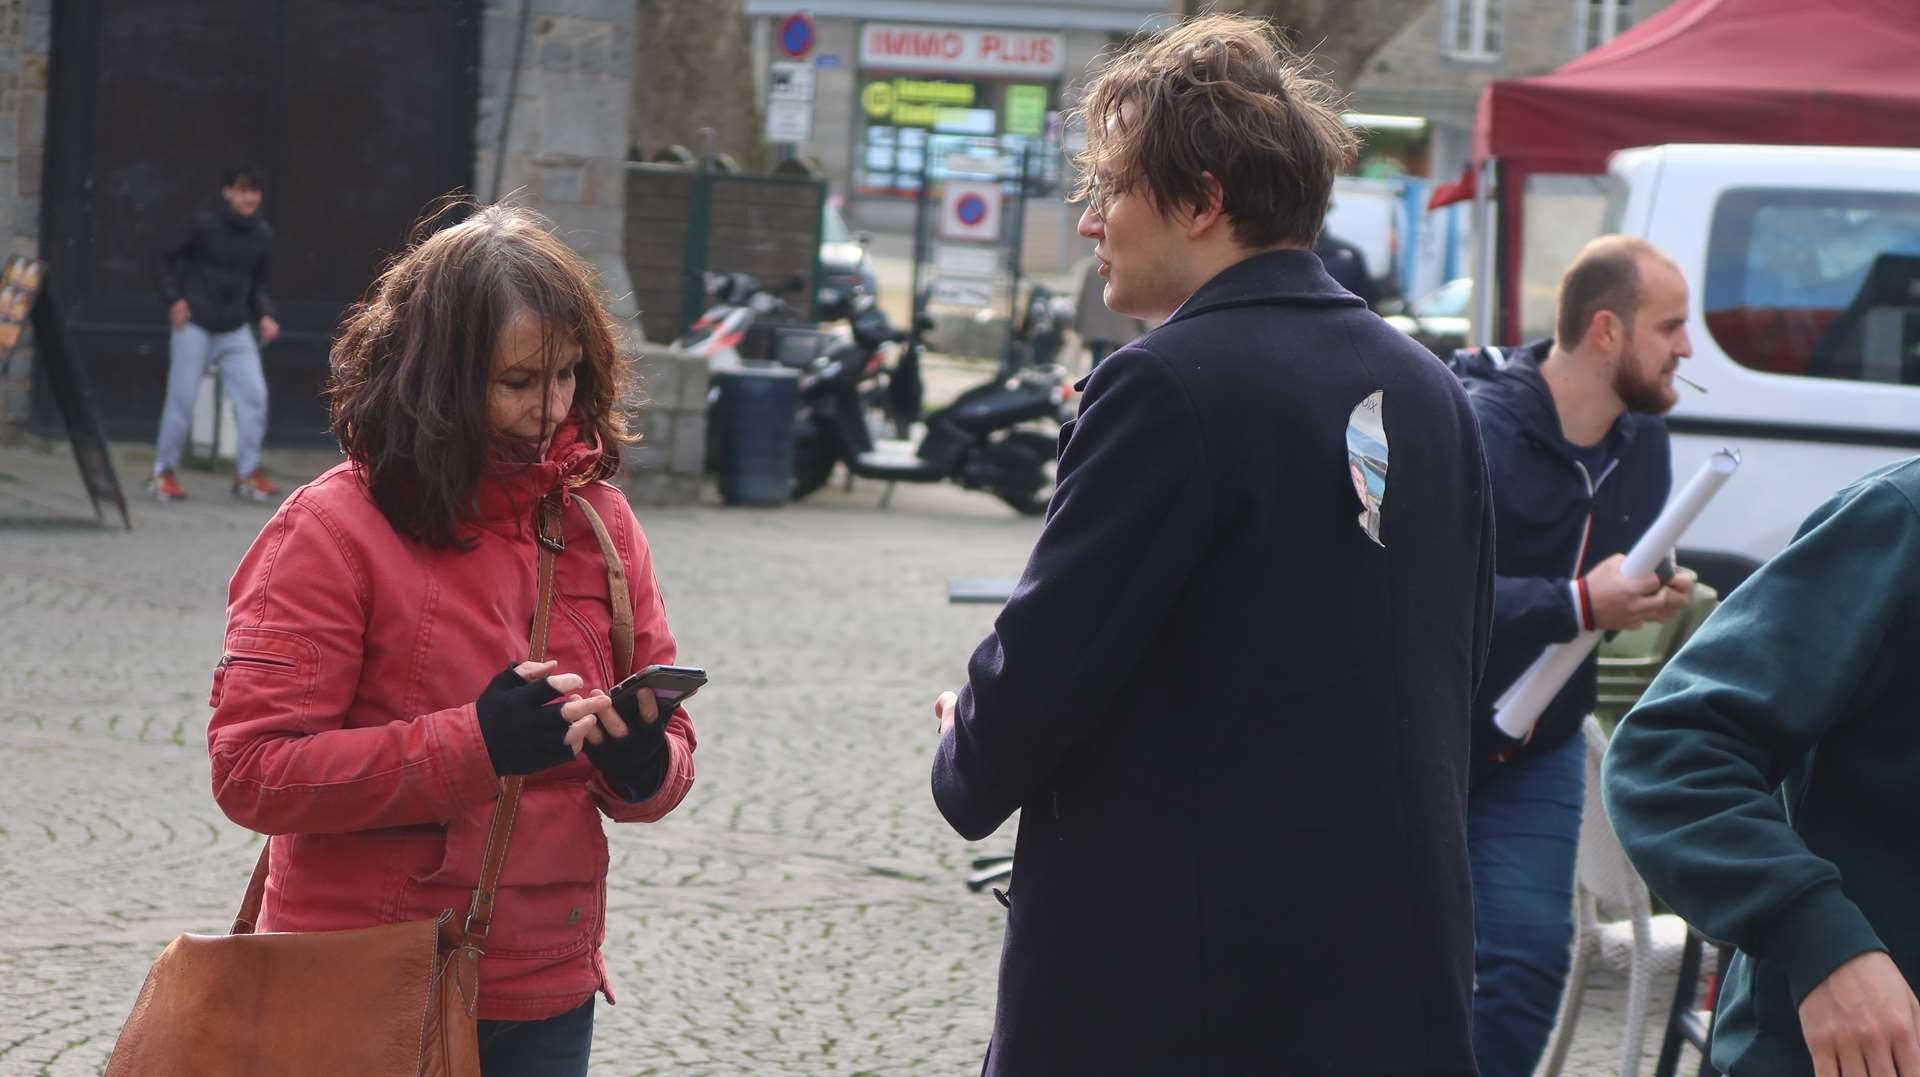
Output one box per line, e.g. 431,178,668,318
940,180,1002,241
777,12,815,60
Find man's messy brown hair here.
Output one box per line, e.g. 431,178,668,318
327,202,632,549
1070,13,1358,249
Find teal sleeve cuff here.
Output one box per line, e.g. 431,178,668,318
1767,881,1887,1005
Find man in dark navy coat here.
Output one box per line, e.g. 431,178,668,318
930,15,1494,1075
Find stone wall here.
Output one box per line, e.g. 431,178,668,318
626,344,708,506
476,0,638,323
0,0,48,441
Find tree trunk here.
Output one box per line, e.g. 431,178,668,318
631,0,767,168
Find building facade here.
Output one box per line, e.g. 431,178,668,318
1,0,635,446
1351,0,1681,183
0,0,49,438
742,0,1173,261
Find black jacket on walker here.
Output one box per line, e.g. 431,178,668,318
933,250,1494,1075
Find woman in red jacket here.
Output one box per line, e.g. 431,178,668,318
206,204,696,1075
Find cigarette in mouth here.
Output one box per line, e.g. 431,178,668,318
1674,372,1707,393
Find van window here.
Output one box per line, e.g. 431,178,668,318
1706,188,1920,385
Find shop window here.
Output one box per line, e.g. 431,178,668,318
854,76,1061,198
1577,0,1634,53
1445,0,1503,59
1705,188,1920,385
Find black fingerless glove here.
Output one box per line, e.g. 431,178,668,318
474,664,575,777
582,691,672,801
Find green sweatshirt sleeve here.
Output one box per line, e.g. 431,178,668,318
1601,475,1920,1005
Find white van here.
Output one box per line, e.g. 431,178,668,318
1603,145,1920,592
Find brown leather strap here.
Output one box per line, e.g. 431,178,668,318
231,495,594,944
570,494,635,676
231,842,273,935
464,496,565,943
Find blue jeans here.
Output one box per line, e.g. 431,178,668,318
477,997,593,1076
1469,731,1585,1077
154,323,268,477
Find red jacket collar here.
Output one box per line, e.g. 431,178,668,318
472,417,604,526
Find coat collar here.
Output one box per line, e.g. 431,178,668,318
471,417,605,528
1161,248,1367,326
1483,340,1640,463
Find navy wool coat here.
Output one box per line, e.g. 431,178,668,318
934,250,1493,1076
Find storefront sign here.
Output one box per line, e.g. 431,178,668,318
862,77,977,127
860,24,1064,77
1004,84,1048,136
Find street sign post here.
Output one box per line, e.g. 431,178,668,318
930,277,997,308
776,12,815,60
940,180,1001,242
934,244,999,277
765,98,812,143
769,60,814,103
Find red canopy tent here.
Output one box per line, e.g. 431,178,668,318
1432,0,1920,342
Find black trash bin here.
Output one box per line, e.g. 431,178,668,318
711,363,799,506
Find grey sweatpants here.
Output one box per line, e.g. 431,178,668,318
153,323,267,477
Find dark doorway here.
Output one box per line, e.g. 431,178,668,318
37,0,480,446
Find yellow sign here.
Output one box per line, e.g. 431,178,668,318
862,78,978,127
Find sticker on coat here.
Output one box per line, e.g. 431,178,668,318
1346,390,1388,547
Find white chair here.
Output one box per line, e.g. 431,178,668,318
1540,716,1713,1077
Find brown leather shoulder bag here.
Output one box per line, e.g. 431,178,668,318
106,494,635,1076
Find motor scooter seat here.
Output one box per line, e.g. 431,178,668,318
853,452,946,482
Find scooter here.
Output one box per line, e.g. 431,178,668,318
791,303,1068,516
673,271,808,366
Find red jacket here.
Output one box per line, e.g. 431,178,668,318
207,426,696,1020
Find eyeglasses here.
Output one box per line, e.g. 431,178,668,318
1082,173,1123,218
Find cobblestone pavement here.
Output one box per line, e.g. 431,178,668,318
0,442,1697,1076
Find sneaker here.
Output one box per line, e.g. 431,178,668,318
233,469,281,502
147,469,187,501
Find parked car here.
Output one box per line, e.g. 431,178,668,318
1561,144,1920,594
817,196,878,319
1384,276,1471,357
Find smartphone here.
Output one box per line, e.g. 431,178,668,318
607,663,707,719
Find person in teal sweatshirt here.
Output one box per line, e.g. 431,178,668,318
1603,458,1920,1077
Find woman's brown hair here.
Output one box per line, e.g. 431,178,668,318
327,202,633,548
1070,14,1357,250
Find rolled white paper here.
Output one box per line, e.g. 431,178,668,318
1491,448,1741,740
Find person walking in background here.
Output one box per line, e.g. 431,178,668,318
206,204,698,1075
1070,254,1148,372
930,15,1494,1074
1455,235,1697,1077
149,164,281,502
1606,457,1920,1077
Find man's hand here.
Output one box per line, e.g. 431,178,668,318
258,315,281,345
1798,951,1920,1077
934,691,958,738
1585,553,1691,631
169,299,190,330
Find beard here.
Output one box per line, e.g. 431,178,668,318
1613,339,1679,415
